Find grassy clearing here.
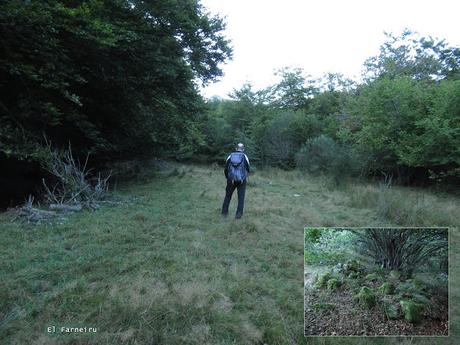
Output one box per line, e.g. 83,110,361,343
0,164,459,344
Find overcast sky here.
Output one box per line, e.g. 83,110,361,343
199,0,460,99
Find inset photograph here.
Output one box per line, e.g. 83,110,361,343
304,227,449,336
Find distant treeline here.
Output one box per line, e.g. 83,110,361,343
198,31,460,185
0,1,459,207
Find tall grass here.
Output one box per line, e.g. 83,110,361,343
347,181,459,227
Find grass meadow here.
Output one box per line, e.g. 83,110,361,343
0,163,459,344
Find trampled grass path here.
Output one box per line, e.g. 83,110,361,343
0,164,459,344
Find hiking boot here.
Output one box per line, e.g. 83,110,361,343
235,213,242,219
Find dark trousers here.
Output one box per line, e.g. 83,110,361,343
222,179,247,217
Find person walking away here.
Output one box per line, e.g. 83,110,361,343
221,143,250,219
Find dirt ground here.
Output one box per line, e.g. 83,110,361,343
304,270,449,336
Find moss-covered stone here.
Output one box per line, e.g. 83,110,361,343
315,272,332,289
412,293,430,307
400,300,424,323
334,262,344,272
407,278,426,291
356,286,375,309
365,273,379,282
344,259,363,274
382,296,400,320
379,282,395,295
383,301,399,319
327,278,339,290
344,276,361,291
390,270,401,280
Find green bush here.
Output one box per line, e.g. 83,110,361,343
315,272,332,289
378,282,395,295
344,259,363,273
295,135,364,180
296,135,336,174
365,273,380,282
406,278,426,291
327,278,340,290
356,286,375,309
347,271,361,279
305,228,322,243
343,259,364,279
400,300,424,323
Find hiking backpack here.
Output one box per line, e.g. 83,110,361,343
228,152,247,185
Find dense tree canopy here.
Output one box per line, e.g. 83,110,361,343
0,0,231,162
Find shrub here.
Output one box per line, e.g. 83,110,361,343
400,300,424,323
327,278,340,290
305,228,322,243
296,135,337,173
406,278,426,291
378,282,395,295
353,228,448,278
356,286,375,309
347,272,360,279
343,259,364,277
365,273,380,282
295,135,365,180
345,259,360,271
315,272,332,289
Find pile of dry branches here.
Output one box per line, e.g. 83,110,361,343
14,143,111,222
41,144,111,210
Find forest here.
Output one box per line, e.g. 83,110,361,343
1,1,460,209
304,228,449,336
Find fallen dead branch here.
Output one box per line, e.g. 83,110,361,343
49,203,83,212
14,196,58,222
11,142,113,223
12,196,91,223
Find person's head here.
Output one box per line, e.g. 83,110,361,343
236,143,245,152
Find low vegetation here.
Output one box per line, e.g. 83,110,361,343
305,228,449,336
0,164,459,344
